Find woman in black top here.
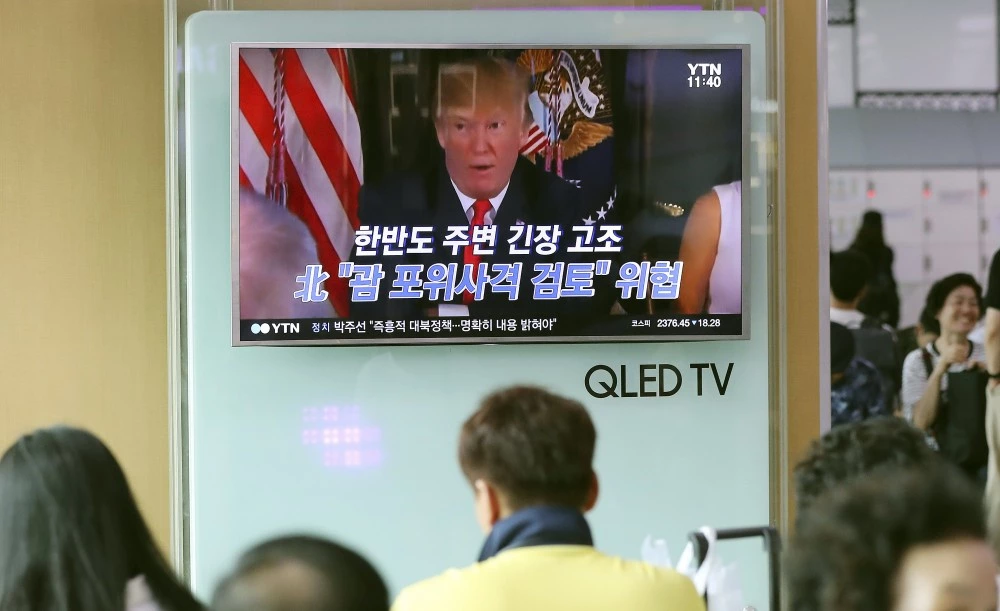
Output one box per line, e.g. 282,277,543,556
850,210,901,328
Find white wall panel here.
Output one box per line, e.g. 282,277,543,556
923,170,980,243
899,282,929,330
856,0,998,92
829,170,868,250
868,170,926,247
828,25,856,108
925,243,981,279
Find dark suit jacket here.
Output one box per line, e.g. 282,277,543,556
351,157,606,329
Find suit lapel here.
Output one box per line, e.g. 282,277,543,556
493,160,528,228
432,165,471,228
428,165,468,273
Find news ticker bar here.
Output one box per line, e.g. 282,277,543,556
239,315,743,342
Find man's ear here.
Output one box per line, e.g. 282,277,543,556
434,118,447,149
474,479,503,533
582,470,599,513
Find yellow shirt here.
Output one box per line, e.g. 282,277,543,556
392,545,706,611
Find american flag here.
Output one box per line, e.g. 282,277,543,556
238,47,362,317
520,122,549,156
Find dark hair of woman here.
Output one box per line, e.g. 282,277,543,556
0,426,204,611
848,210,887,262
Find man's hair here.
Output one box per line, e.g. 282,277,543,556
793,417,939,514
434,56,532,127
830,249,874,303
239,187,336,320
211,535,388,611
785,463,986,611
458,386,596,510
922,272,983,335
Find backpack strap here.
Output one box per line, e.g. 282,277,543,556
921,346,953,444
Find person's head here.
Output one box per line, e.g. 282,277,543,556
239,187,336,320
458,386,598,533
830,249,874,307
850,209,887,256
433,56,533,200
211,535,388,611
830,322,856,385
793,416,939,515
923,273,982,338
0,426,203,611
861,210,884,232
786,464,997,611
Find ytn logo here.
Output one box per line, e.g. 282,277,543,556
251,322,301,335
688,63,722,77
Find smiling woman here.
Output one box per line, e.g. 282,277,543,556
900,273,988,476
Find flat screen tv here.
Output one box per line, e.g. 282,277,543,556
233,44,749,345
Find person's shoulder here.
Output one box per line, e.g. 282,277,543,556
901,347,927,370
515,158,585,215
560,550,704,611
359,168,436,220
857,314,893,333
391,562,504,611
681,190,722,241
691,189,723,217
598,555,704,609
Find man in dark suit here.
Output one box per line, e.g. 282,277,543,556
352,56,598,327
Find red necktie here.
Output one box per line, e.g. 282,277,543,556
463,199,492,305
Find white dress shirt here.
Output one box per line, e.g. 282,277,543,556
830,307,866,329
450,179,509,224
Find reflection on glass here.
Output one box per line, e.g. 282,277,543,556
301,405,383,469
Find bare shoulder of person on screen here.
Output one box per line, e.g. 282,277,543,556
239,187,337,320
676,180,742,315
675,188,722,314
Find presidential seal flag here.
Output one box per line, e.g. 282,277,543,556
515,49,617,225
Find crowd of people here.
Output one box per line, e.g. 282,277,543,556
0,388,712,611
6,389,1000,610
830,210,999,483
820,209,1000,608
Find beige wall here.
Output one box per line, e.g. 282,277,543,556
0,0,169,550
784,0,823,526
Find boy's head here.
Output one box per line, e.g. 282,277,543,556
458,386,598,532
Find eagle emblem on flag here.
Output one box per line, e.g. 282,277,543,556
513,48,617,225
517,49,613,163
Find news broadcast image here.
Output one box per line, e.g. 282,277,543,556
235,46,746,345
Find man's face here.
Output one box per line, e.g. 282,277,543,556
436,101,528,200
